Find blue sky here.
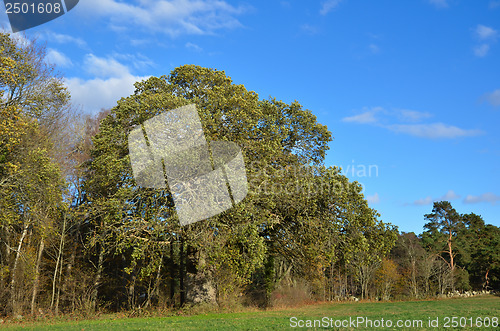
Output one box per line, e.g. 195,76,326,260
2,0,499,233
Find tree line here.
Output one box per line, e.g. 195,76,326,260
0,32,499,317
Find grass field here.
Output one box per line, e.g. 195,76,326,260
3,295,499,330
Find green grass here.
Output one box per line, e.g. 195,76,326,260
3,295,499,330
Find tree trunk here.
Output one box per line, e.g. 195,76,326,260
264,254,275,306
179,236,185,306
447,231,454,270
65,241,77,313
1,225,10,264
128,272,136,310
410,259,418,298
31,239,45,315
146,253,163,308
51,213,66,311
483,268,490,290
54,248,65,315
446,228,455,292
10,224,28,314
0,226,10,296
170,243,175,304
91,245,105,312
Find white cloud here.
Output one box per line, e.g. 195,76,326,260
65,55,150,114
414,196,433,206
45,49,73,68
300,24,320,35
77,0,248,37
42,31,87,48
366,193,380,204
474,44,490,57
280,1,291,8
130,39,152,47
464,192,500,205
342,107,382,124
472,25,497,57
343,107,483,139
388,123,483,139
413,190,460,206
397,109,433,123
84,54,131,78
428,0,448,8
343,108,433,125
185,42,203,52
440,190,461,201
368,44,380,54
483,88,500,106
320,0,342,15
475,25,498,41
490,1,500,9
112,52,155,71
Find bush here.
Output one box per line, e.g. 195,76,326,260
269,280,311,308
